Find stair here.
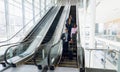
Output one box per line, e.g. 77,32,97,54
58,55,78,68
58,42,78,68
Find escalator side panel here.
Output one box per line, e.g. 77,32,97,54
42,6,64,44
70,6,76,24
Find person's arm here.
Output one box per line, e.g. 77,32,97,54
61,33,65,40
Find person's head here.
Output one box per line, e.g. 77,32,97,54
73,24,77,28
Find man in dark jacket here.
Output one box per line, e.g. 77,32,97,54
61,29,69,57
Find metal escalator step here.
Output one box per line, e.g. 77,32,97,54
60,61,77,65
58,64,78,68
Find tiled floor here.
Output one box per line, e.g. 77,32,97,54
2,65,79,72
2,65,41,72
0,65,5,71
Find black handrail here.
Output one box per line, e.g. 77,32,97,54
48,40,61,67
4,45,19,65
76,5,85,72
4,39,33,66
33,46,44,69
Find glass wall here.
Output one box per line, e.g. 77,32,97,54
0,0,6,41
8,0,23,41
0,0,53,44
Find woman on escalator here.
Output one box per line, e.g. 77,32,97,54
69,24,77,60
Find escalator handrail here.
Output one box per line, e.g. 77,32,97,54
0,7,53,44
76,5,85,71
47,6,70,67
48,40,61,66
4,44,19,65
0,7,54,49
4,39,34,65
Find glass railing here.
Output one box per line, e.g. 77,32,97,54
4,39,33,66
48,40,62,68
76,4,85,72
85,37,120,72
33,44,49,70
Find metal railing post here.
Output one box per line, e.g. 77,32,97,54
89,50,92,67
117,50,120,72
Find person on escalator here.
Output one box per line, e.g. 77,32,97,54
70,24,77,43
61,29,70,58
66,15,75,27
65,18,72,43
69,24,77,60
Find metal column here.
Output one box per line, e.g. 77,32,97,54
32,0,35,24
22,0,25,34
4,0,9,42
39,0,41,17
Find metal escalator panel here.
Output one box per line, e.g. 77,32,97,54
42,6,64,44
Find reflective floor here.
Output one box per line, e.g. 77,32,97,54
2,65,40,72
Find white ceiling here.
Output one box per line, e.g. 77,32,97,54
96,0,120,23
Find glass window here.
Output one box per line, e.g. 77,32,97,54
24,0,33,25
41,0,45,16
8,0,23,40
0,0,6,41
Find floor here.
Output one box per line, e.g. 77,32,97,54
47,67,79,72
2,65,41,72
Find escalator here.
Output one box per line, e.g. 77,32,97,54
58,6,77,68
47,6,79,70
32,6,70,71
25,6,64,66
3,6,61,67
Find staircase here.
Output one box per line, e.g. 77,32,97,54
58,42,78,68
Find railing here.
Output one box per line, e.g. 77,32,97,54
48,40,62,67
85,36,120,72
76,5,85,72
4,39,33,66
33,43,49,70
